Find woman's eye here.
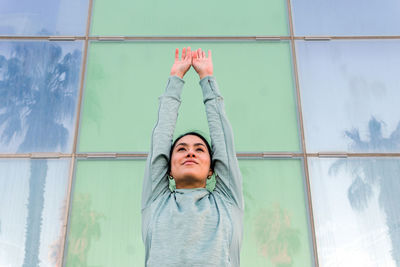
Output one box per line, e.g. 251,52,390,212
196,148,204,152
177,147,185,151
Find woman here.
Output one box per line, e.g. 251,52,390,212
141,47,244,266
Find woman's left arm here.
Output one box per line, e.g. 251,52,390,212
199,75,244,210
192,48,243,209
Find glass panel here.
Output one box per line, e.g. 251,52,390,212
0,159,70,266
65,159,312,266
239,159,313,266
91,0,288,36
0,0,89,36
78,41,300,152
65,159,145,266
308,158,400,266
0,41,83,153
296,40,400,153
291,0,400,36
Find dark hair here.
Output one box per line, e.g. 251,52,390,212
168,131,214,172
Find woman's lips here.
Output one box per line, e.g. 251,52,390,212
183,160,197,165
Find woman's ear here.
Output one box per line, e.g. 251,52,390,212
208,169,213,177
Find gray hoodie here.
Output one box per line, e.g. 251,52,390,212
141,75,244,266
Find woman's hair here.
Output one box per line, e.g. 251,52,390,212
168,131,214,172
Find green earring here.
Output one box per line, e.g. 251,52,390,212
206,173,216,192
168,175,176,192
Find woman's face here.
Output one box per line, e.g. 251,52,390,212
170,134,213,189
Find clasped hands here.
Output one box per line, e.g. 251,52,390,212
170,47,213,80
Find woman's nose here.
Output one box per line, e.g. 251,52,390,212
186,150,196,157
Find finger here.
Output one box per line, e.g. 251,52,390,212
175,48,179,61
197,48,202,59
186,46,191,60
192,50,197,59
208,50,212,59
182,47,186,60
202,51,205,58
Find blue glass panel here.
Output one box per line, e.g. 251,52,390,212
0,159,70,266
0,41,83,153
291,0,400,36
296,40,400,153
0,0,89,36
308,158,400,266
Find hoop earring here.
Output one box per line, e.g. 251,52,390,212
168,175,176,192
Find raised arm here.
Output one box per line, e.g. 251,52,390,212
192,48,244,210
141,47,192,210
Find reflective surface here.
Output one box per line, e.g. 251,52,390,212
0,159,70,267
78,41,300,153
239,159,313,266
308,158,400,267
65,159,312,266
0,0,89,36
296,40,400,153
0,41,83,153
291,0,400,36
91,0,288,36
65,160,145,266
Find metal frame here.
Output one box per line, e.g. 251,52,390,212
59,0,94,265
286,0,319,265
1,1,400,266
1,35,400,40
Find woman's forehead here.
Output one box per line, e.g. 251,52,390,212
175,135,207,146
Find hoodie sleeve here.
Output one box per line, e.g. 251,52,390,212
141,75,184,210
199,75,244,210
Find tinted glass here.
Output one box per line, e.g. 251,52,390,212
0,0,89,36
291,0,400,36
296,40,400,153
91,0,288,36
65,159,313,266
0,159,70,266
308,157,400,266
78,41,300,153
239,159,313,266
0,41,83,153
65,159,145,266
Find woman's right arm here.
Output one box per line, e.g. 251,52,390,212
141,47,192,211
141,75,185,210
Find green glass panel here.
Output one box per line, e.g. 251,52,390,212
64,159,312,266
239,159,313,266
91,0,288,36
65,160,145,266
78,42,300,152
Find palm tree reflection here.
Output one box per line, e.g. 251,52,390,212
330,117,400,265
254,204,300,267
0,41,81,265
66,193,105,266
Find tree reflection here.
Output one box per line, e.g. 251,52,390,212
48,196,67,267
0,42,80,266
66,193,104,266
330,117,400,265
254,204,300,267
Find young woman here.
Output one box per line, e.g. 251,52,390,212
141,47,244,266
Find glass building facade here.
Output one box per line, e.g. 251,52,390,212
0,0,399,266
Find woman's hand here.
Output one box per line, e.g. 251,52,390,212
170,47,192,79
192,48,213,80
